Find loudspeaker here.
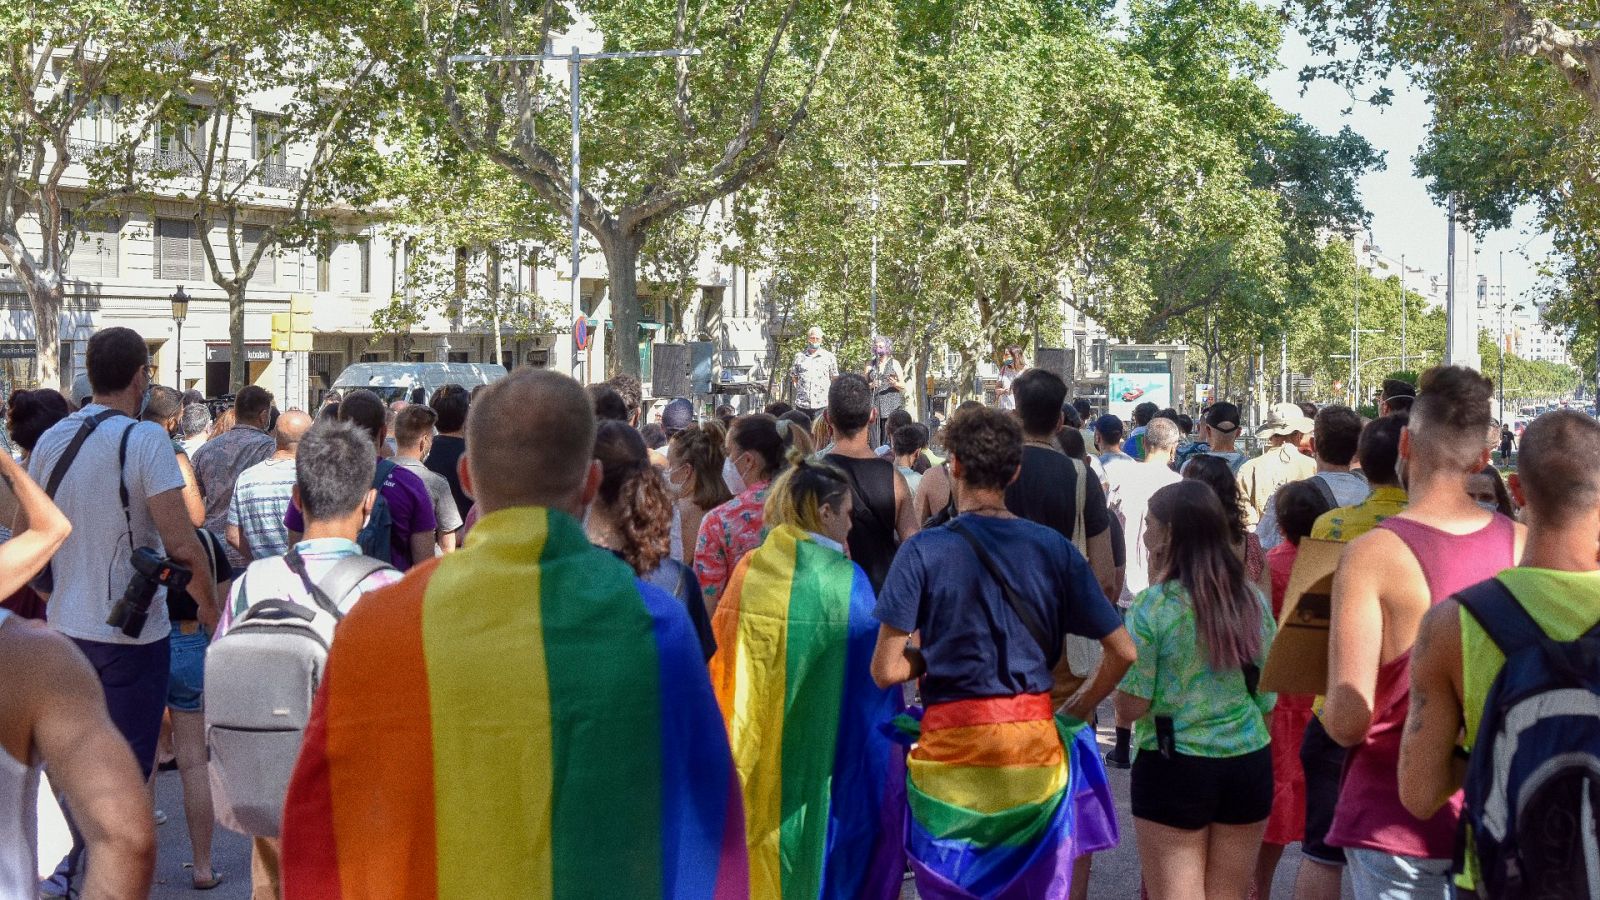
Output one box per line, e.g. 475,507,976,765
1035,348,1072,380
689,341,716,395
652,343,691,399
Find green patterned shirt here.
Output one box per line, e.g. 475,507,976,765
1119,580,1277,758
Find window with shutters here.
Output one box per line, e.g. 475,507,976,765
239,225,276,283
357,237,371,293
155,218,204,280
316,241,331,292
63,213,120,279
252,114,285,165
70,95,119,146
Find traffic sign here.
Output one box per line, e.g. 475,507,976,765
574,315,590,350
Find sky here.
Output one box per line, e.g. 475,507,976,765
1263,30,1554,318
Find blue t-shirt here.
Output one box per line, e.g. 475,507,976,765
874,514,1122,705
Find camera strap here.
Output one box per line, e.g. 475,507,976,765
40,409,122,499
116,421,137,549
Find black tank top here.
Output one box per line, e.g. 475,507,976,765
825,454,899,592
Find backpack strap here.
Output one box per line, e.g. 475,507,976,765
372,457,397,490
942,462,956,521
283,548,347,621
315,556,395,614
1454,577,1544,659
1071,458,1087,555
1310,475,1338,512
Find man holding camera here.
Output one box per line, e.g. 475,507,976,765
27,327,216,896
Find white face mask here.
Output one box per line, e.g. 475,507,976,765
722,456,746,495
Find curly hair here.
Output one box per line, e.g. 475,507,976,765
594,421,673,575
943,405,1022,491
668,423,733,512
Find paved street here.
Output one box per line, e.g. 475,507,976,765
115,707,1309,898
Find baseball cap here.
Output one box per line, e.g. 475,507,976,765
1203,402,1241,434
1092,414,1124,441
660,398,694,434
1257,402,1315,439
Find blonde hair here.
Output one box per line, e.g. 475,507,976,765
780,419,815,458
763,450,850,534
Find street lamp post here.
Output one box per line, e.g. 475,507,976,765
170,285,190,391
866,158,966,337
450,45,701,384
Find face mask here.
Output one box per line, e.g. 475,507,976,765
136,384,152,419
663,465,688,497
807,339,821,350
875,346,888,358
1475,499,1500,513
1395,454,1409,492
722,456,746,495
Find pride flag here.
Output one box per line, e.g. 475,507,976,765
709,524,906,900
281,507,748,900
901,695,1118,899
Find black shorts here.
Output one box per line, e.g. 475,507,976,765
1299,716,1348,865
1131,745,1272,830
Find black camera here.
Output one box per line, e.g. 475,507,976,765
106,547,191,638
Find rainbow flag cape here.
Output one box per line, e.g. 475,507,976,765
901,695,1117,899
281,507,748,900
708,524,906,900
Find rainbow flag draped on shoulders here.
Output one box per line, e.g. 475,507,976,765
709,524,906,900
900,695,1117,899
281,507,748,900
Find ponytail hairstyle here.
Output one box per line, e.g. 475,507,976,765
778,417,815,458
764,449,851,534
1181,455,1247,546
668,423,733,512
593,421,674,575
729,413,785,481
1148,480,1262,672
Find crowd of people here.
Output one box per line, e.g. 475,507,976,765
1,325,1597,900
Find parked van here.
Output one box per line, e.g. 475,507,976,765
329,362,508,404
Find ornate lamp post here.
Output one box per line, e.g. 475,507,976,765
171,285,190,390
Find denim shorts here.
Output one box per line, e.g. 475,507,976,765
166,627,210,712
1346,848,1452,900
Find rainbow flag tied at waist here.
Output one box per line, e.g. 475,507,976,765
281,507,749,900
709,524,906,900
898,694,1118,899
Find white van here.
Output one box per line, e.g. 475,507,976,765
329,362,508,405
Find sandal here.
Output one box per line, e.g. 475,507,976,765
182,864,224,891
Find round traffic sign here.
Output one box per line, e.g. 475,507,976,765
574,316,590,350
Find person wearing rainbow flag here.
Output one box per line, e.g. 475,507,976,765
870,405,1136,899
280,369,748,900
709,451,906,900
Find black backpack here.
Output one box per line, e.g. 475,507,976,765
1455,578,1600,897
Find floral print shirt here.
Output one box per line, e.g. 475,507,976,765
693,481,772,611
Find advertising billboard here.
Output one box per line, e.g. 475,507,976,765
1108,357,1174,420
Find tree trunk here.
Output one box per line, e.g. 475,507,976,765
30,279,63,389
229,284,248,394
602,231,644,378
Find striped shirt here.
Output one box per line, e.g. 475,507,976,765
228,457,297,560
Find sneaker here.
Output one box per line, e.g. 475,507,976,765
1102,750,1131,770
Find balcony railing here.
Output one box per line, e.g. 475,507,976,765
55,138,302,189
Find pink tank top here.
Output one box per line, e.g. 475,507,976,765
1325,514,1516,859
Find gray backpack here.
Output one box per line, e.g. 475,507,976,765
205,548,393,837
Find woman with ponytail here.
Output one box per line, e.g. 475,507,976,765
1114,479,1278,899
587,421,714,659
708,450,904,899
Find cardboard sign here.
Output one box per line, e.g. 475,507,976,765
1261,537,1346,695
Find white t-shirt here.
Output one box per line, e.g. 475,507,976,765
27,405,186,645
1109,462,1182,607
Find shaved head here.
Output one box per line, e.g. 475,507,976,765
465,369,596,513
275,409,313,451
1517,410,1600,525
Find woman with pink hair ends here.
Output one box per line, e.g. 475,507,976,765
1114,479,1277,899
